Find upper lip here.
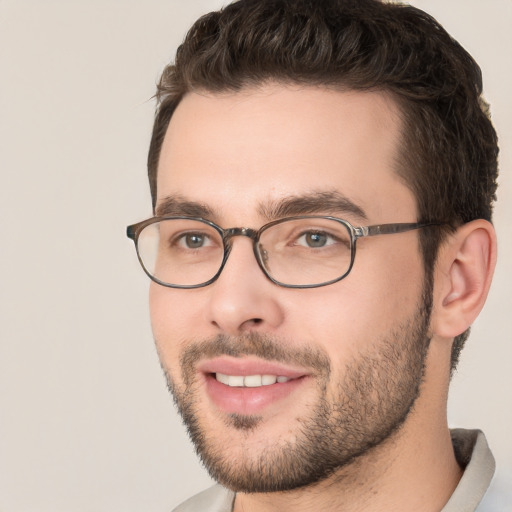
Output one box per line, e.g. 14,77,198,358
197,356,309,379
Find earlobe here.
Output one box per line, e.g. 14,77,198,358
431,220,497,338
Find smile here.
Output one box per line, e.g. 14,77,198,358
215,373,292,387
196,358,310,414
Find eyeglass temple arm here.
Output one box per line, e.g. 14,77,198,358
126,225,136,240
353,221,440,239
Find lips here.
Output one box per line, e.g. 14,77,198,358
198,357,309,415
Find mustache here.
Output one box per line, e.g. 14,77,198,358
179,332,331,385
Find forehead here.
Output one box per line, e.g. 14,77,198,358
156,84,416,224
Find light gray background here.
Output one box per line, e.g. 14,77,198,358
1,1,510,511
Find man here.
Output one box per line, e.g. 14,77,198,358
127,0,500,510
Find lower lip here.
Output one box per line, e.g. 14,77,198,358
204,374,307,415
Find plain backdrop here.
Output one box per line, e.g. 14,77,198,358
0,1,510,511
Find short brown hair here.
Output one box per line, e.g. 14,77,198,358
147,0,499,370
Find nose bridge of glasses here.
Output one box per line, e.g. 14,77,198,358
221,227,266,278
223,227,259,244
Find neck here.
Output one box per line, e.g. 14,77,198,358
234,339,462,512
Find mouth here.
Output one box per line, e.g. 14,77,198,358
214,373,292,387
198,358,310,415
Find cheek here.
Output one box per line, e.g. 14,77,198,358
290,248,423,355
149,284,192,376
149,283,168,341
149,283,200,334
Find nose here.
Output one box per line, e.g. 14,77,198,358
206,237,285,335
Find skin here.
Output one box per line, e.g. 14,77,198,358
149,85,496,511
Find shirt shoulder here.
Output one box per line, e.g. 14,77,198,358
172,484,235,512
442,429,496,512
476,467,512,512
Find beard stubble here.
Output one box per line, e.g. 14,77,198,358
161,288,432,493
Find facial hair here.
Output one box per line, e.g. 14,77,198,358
161,289,432,493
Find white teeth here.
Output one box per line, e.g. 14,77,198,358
228,375,245,387
215,373,290,387
244,375,262,387
216,373,230,385
261,375,277,385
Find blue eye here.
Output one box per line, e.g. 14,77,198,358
297,231,334,248
185,234,206,248
176,232,213,249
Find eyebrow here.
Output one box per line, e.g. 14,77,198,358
155,190,367,223
155,195,217,219
259,191,368,222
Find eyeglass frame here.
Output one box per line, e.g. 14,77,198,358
126,215,441,289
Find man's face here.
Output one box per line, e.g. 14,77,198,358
150,85,431,492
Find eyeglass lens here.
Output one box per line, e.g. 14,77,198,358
136,218,353,287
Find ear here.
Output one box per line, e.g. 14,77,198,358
431,220,497,338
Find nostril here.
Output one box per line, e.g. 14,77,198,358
241,318,263,329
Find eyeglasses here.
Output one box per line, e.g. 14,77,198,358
126,216,439,289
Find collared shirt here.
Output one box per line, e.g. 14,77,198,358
173,429,500,512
